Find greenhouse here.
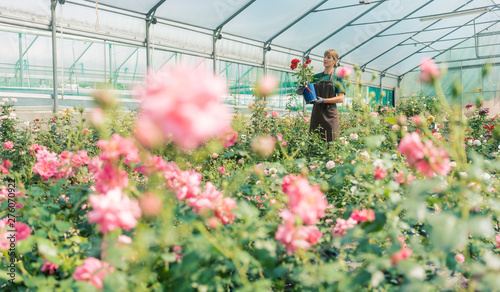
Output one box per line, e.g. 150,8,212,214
1,0,500,291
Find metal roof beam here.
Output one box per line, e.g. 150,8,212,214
383,11,494,74
361,0,474,68
304,1,385,57
147,0,167,18
264,0,328,48
398,20,500,77
378,19,499,37
214,0,257,35
341,0,434,61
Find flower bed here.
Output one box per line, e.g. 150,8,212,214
0,61,499,291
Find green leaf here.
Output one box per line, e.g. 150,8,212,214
364,135,386,149
55,221,71,233
36,238,58,263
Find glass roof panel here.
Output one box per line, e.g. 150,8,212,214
272,4,369,51
91,0,159,14
155,0,252,29
390,52,440,75
367,44,425,72
222,0,324,41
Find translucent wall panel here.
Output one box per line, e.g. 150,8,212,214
0,0,50,24
94,0,159,14
152,25,213,55
218,39,262,64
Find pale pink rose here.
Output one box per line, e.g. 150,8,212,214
139,192,163,217
398,133,426,165
276,133,283,141
368,112,379,117
71,151,90,167
256,75,278,97
217,126,239,148
374,168,387,180
282,141,287,147
88,188,142,233
214,197,237,225
332,217,357,237
455,253,465,263
3,141,13,149
336,66,353,78
251,135,276,157
350,209,375,222
93,164,129,194
394,171,405,184
134,117,164,149
271,111,278,118
90,107,105,127
281,174,327,225
188,182,224,214
391,246,413,266
402,126,408,131
326,161,335,169
392,124,400,131
134,65,231,150
118,235,132,244
219,167,226,174
41,261,59,275
73,257,114,290
304,117,309,123
412,115,423,128
133,154,169,176
495,234,500,249
420,57,440,83
167,169,202,201
97,134,139,164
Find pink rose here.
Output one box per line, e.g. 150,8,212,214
420,57,440,83
350,209,375,222
256,75,278,97
3,141,13,149
337,66,353,78
41,261,59,275
271,111,278,118
374,168,387,180
73,258,114,290
455,253,465,263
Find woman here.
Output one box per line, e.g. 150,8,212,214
309,49,345,142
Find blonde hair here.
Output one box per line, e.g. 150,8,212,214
324,49,339,68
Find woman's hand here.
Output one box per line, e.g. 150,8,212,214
311,97,325,104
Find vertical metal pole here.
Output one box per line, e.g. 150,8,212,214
109,43,112,87
460,62,464,117
146,21,150,69
263,47,267,75
18,33,23,87
51,0,58,113
212,35,217,75
103,40,107,83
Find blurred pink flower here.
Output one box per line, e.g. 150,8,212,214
276,133,283,141
282,141,287,147
282,174,327,225
73,257,114,290
88,187,142,233
41,261,59,275
135,65,231,150
420,57,440,83
304,117,309,123
71,151,90,167
214,197,237,225
391,246,413,266
398,133,426,166
256,75,278,97
337,66,353,78
167,169,202,201
332,217,357,237
251,135,276,157
495,234,500,249
93,164,129,194
412,115,423,128
455,253,465,263
188,182,224,214
134,117,164,149
217,126,239,148
97,134,139,164
90,107,105,127
219,167,226,174
350,209,375,222
374,168,387,180
139,192,163,217
15,222,32,241
368,112,379,117
3,141,13,149
271,111,278,117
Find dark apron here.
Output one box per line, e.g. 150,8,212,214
309,73,340,142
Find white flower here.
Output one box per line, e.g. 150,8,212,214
459,172,468,177
468,139,473,146
2,98,8,103
483,140,487,144
9,113,16,118
372,159,385,170
0,102,4,106
256,180,262,185
474,140,482,146
268,167,278,174
449,161,457,168
498,145,500,150
0,115,6,120
481,173,491,180
480,135,484,138
402,126,408,131
349,133,359,140
392,125,400,131
10,98,17,103
392,154,398,160
325,161,335,169
359,150,370,161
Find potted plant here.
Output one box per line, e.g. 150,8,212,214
291,58,316,103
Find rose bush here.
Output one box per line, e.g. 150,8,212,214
0,62,499,291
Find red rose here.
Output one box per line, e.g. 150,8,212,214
291,59,300,65
290,64,297,70
305,59,312,64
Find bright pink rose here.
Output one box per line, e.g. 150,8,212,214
41,261,59,275
374,169,387,180
271,111,278,118
455,253,465,263
350,209,375,222
3,141,13,149
214,197,237,225
188,182,224,214
167,169,202,201
135,65,231,150
14,222,32,241
71,151,90,167
219,167,226,174
73,257,114,290
420,57,440,83
28,144,47,155
97,134,139,164
337,66,353,78
275,211,323,255
495,234,500,249
281,174,327,225
398,133,426,165
88,188,142,233
93,164,129,194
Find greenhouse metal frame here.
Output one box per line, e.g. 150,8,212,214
0,0,499,113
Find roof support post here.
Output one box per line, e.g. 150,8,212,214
51,0,59,114
145,0,165,70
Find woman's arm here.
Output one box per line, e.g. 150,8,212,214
324,93,344,104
